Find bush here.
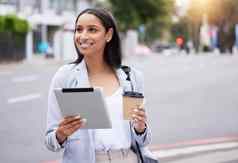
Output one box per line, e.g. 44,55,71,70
0,16,4,32
0,15,29,34
0,15,29,62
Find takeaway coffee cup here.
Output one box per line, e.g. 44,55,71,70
123,91,144,120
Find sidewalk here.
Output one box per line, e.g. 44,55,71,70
0,55,65,70
151,136,238,163
160,148,238,163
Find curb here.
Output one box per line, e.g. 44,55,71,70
149,136,238,159
154,141,238,159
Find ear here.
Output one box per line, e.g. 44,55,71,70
106,28,113,42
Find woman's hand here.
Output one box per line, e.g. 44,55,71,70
56,115,87,144
132,107,147,134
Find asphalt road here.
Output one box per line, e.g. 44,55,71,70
126,54,238,145
0,53,238,163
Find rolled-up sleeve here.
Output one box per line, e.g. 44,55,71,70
45,65,70,152
132,124,152,147
45,129,66,152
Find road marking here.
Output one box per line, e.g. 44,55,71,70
42,160,60,163
12,75,38,83
7,93,41,104
155,141,238,158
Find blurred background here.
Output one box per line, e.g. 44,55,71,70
0,0,238,163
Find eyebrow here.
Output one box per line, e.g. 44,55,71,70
76,24,100,28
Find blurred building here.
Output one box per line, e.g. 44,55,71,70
0,0,94,61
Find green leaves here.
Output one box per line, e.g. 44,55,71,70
0,16,5,32
109,0,173,32
0,15,29,34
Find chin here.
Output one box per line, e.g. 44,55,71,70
79,48,90,54
79,50,94,57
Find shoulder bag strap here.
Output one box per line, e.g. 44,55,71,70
122,65,144,163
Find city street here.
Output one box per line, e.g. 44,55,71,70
0,53,238,163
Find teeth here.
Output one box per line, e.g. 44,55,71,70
79,43,92,48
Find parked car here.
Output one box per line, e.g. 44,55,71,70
151,41,173,53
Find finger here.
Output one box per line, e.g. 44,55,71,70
133,108,145,113
59,124,81,137
65,115,78,119
132,114,146,123
67,120,82,129
63,120,81,130
130,108,144,116
137,105,145,110
59,117,75,126
64,118,86,130
65,119,87,134
60,115,81,126
132,109,146,119
74,119,87,130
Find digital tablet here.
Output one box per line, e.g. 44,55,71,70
54,87,112,129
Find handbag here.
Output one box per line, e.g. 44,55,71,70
136,141,159,163
129,122,159,163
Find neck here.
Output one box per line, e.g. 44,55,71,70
84,56,112,75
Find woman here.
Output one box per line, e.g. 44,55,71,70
45,8,151,163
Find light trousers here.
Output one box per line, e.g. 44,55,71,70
96,149,137,163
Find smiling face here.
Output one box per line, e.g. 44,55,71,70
74,13,113,58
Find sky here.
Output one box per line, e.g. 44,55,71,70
176,0,190,16
176,0,190,8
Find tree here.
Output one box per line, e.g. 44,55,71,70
185,0,238,52
206,0,238,53
185,0,207,52
108,0,174,42
145,11,173,43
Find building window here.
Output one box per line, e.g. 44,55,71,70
62,0,76,12
49,0,58,10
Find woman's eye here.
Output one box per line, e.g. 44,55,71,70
88,28,97,33
76,27,83,33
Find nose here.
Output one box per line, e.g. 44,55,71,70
78,30,89,40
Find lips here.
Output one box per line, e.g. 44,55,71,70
78,41,94,49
